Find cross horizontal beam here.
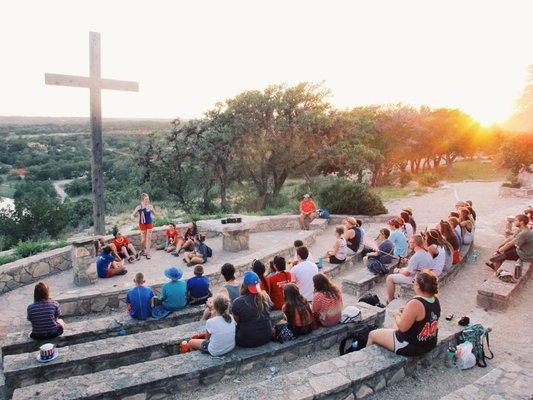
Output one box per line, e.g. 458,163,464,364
45,73,138,92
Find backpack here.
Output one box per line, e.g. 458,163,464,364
340,306,362,324
339,324,378,355
206,246,213,258
367,259,389,275
358,291,385,308
318,209,331,219
459,324,494,367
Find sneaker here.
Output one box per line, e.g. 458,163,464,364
187,262,193,267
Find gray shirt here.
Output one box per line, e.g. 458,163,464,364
406,249,434,275
514,229,533,262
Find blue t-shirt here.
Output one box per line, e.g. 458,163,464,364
378,239,394,264
126,285,154,320
161,280,187,310
390,230,408,257
187,275,210,299
195,243,208,262
96,252,115,278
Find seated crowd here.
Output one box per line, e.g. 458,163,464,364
29,200,533,364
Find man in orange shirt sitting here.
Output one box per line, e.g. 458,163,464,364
299,194,318,230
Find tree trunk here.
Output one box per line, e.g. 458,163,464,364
271,171,288,207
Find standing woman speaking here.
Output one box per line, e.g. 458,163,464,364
132,193,157,259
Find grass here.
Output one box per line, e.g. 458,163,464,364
0,239,70,266
438,159,508,182
369,186,418,202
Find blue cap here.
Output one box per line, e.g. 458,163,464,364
164,266,183,281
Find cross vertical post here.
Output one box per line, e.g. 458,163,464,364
45,32,138,236
89,32,105,235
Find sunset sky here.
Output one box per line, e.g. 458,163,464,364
1,0,532,125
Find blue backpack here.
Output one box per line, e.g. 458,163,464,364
318,209,331,219
368,259,389,275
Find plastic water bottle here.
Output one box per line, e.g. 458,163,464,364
445,346,456,368
470,250,478,263
350,340,359,352
317,257,323,270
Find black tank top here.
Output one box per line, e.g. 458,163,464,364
346,227,360,253
396,296,440,351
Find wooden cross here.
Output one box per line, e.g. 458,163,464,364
45,32,138,235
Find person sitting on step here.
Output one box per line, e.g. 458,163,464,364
437,220,461,265
27,282,66,340
157,222,182,253
399,212,414,240
325,225,348,264
385,235,433,304
96,244,127,278
298,194,318,230
183,234,208,267
362,228,394,267
448,216,463,246
252,259,270,292
188,295,236,356
202,263,241,319
160,267,187,311
126,272,154,320
291,246,319,302
367,269,441,357
111,227,139,263
289,240,315,266
172,221,198,256
486,214,533,271
343,217,362,256
423,229,453,276
187,265,211,305
311,273,343,327
267,256,292,310
273,283,314,341
232,271,273,348
402,207,417,233
388,219,408,258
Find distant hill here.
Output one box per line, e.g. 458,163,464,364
0,116,175,136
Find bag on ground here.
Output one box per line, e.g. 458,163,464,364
455,341,476,370
340,306,362,323
339,324,378,355
206,246,213,258
367,259,389,275
459,324,494,367
358,291,385,308
274,323,295,343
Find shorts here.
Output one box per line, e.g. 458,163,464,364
329,255,346,264
394,331,431,357
106,268,114,278
30,325,64,340
139,223,154,232
200,339,210,354
390,273,414,285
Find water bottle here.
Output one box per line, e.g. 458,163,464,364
112,318,126,336
317,257,323,270
350,340,359,352
514,259,523,279
445,346,456,368
470,250,478,263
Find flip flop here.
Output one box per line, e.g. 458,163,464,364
127,257,134,263
145,254,151,260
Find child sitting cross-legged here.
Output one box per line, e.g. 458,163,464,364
96,244,127,278
183,234,209,267
187,265,211,305
112,227,139,263
126,273,154,320
188,295,236,356
157,223,182,253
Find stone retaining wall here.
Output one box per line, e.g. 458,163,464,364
0,247,71,295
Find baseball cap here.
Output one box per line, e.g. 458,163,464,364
243,271,261,294
303,193,310,198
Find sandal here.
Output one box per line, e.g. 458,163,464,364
135,253,141,260
128,256,135,263
145,253,151,260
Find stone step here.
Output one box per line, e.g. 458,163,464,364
343,243,473,299
204,320,467,400
11,302,385,399
439,360,533,400
56,229,323,317
477,260,532,311
1,305,205,356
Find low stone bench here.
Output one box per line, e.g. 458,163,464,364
476,260,532,311
11,303,385,399
205,319,466,400
1,305,205,356
221,224,250,252
342,261,395,298
439,361,532,400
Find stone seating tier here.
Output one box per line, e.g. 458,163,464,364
10,301,385,399
203,319,467,400
476,260,532,311
342,243,473,298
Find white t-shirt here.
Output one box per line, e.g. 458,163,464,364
291,260,318,301
206,315,236,356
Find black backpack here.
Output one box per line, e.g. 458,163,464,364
358,291,385,308
367,259,389,275
339,324,378,355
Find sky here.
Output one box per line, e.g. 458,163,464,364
1,0,532,126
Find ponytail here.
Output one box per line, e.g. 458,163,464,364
213,295,232,323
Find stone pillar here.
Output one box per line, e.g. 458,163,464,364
222,226,250,252
72,237,98,286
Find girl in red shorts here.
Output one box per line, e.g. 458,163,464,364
132,193,157,259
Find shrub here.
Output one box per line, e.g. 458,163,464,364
65,198,93,228
315,177,387,215
399,172,413,187
64,178,91,197
418,172,439,187
13,240,68,258
0,254,20,266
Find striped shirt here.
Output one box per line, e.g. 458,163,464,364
27,300,61,336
